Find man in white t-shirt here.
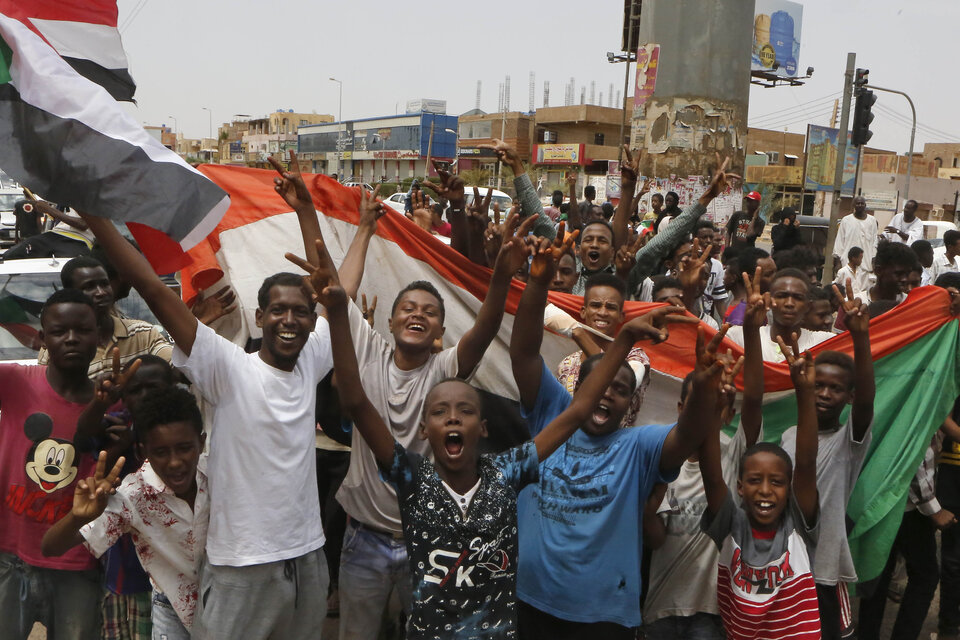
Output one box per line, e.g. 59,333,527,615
931,229,960,284
79,158,340,640
834,196,880,271
725,268,834,362
884,199,924,245
325,163,534,640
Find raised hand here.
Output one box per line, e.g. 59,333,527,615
699,153,742,205
478,139,523,172
361,293,377,328
94,348,142,405
741,266,770,329
421,161,465,204
71,451,125,523
717,349,744,419
833,278,870,335
407,189,434,232
615,232,645,276
677,238,713,293
621,146,642,185
285,238,345,310
696,323,732,375
358,185,385,229
624,305,700,344
467,187,494,230
268,150,314,212
528,236,557,285
495,207,538,275
191,285,238,325
777,332,815,390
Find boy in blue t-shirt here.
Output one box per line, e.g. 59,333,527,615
509,233,735,638
289,236,697,638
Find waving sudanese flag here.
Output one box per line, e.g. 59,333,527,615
0,10,229,273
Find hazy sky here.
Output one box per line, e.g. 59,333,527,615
118,0,958,155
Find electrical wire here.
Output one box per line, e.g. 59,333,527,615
120,0,150,33
749,99,840,127
748,92,842,122
872,104,960,142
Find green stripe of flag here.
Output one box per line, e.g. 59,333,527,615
0,33,10,84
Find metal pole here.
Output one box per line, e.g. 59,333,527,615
866,84,916,203
330,77,342,178
424,119,435,180
617,0,638,164
822,52,856,287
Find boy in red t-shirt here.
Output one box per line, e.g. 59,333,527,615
0,289,101,639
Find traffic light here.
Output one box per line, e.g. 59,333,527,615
851,89,877,147
854,68,870,94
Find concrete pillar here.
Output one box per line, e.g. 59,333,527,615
631,0,755,178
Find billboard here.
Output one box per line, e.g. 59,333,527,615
803,125,860,196
752,0,803,78
633,44,660,111
533,144,584,165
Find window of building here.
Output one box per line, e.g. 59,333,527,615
594,133,605,146
954,157,958,168
784,154,798,167
765,151,780,164
460,121,492,139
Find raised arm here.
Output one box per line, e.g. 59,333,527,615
269,150,322,266
337,186,386,300
565,173,583,231
700,350,744,516
79,214,199,354
629,155,738,288
834,279,875,440
286,240,395,468
510,233,577,409
611,147,644,250
659,325,732,472
740,268,767,446
533,306,696,460
479,138,556,239
42,452,124,557
778,334,819,524
456,213,538,378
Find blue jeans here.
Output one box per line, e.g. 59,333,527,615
644,613,726,640
151,592,189,640
338,520,412,640
0,551,102,640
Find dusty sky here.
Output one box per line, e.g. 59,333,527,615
118,0,958,155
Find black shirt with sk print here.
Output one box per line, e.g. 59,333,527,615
384,440,539,640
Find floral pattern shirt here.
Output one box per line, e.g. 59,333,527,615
556,346,650,427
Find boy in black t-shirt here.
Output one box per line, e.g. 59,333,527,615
287,236,693,638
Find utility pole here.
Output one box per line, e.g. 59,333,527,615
424,119,436,180
618,0,639,164
866,84,916,203
822,53,856,286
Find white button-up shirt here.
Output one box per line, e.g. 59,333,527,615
81,458,209,629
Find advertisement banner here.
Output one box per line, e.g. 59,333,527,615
861,190,900,212
752,0,803,78
634,44,660,109
803,125,859,196
534,143,583,165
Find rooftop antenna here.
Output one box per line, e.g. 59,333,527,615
580,86,586,105
609,83,614,107
528,71,535,113
475,80,482,111
590,80,596,104
504,75,511,111
543,80,550,108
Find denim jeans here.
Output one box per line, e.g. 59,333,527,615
0,551,101,640
338,520,412,640
151,592,189,640
858,509,939,640
644,613,726,640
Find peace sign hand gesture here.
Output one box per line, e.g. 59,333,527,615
93,348,143,405
285,238,346,310
694,323,733,384
621,146,642,186
833,278,870,335
625,305,700,344
699,153,742,205
677,238,713,293
717,349,745,418
615,232,645,277
358,185,385,229
777,332,816,391
421,161,466,204
71,451,125,524
268,151,314,212
742,266,770,329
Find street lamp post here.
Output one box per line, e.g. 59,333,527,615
866,84,917,203
444,128,458,173
329,77,343,179
201,107,212,139
167,115,178,152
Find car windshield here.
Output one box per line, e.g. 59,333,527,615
464,192,513,212
0,194,19,212
0,271,163,361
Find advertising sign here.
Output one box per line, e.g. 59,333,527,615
633,44,660,109
534,144,584,165
803,125,859,196
861,190,899,212
752,0,803,77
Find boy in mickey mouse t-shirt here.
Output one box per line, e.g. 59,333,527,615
0,290,100,639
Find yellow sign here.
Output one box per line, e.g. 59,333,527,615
536,144,582,165
341,151,352,159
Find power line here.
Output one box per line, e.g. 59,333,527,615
120,0,150,33
760,109,835,131
873,104,960,142
750,106,834,131
748,93,841,123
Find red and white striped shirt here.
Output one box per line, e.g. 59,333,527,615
704,491,820,640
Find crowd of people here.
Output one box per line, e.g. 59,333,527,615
2,137,960,640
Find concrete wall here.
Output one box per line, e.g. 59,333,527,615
631,0,755,177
